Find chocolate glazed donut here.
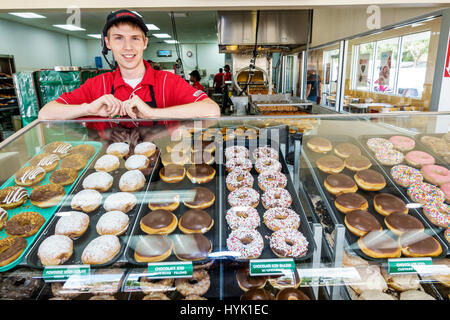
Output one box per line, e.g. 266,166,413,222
236,265,267,291
186,164,216,184
276,288,310,300
183,187,215,210
179,209,213,234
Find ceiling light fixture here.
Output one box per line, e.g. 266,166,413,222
87,34,102,39
53,24,86,31
153,33,171,38
9,12,46,19
164,40,179,44
146,24,160,31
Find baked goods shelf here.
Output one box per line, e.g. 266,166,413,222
302,135,448,262
0,141,102,273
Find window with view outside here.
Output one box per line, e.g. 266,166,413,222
373,37,399,94
354,42,374,91
397,31,430,98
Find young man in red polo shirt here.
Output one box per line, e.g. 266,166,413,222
38,10,220,122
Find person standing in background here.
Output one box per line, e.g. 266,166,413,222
213,68,224,93
223,64,232,83
306,69,322,104
189,70,206,92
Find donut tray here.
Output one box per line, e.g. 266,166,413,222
0,141,102,273
124,145,221,266
415,133,450,166
357,134,449,245
221,139,315,262
302,135,448,262
26,147,160,269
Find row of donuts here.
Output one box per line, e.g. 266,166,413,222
0,142,97,268
224,145,309,260
306,137,444,259
420,134,450,164
35,141,158,267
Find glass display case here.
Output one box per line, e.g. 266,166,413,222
0,113,448,301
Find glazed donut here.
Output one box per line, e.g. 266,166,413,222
388,136,415,152
5,211,45,237
29,153,60,172
175,269,210,296
179,209,214,234
71,189,102,213
263,207,300,231
37,235,73,266
55,211,90,239
344,210,383,237
262,188,292,209
94,155,120,172
140,277,174,294
399,231,442,257
270,228,308,258
306,137,332,153
252,146,278,161
373,193,408,216
119,170,146,192
225,146,249,160
186,164,216,184
324,173,358,195
0,237,27,267
226,168,254,191
134,235,173,262
14,166,46,186
125,155,149,171
49,168,78,186
82,171,113,192
354,169,386,191
407,182,445,205
422,203,450,228
258,170,287,191
140,210,177,235
106,142,129,158
226,207,260,230
96,211,130,236
81,235,121,265
59,154,87,171
375,149,404,166
333,143,361,159
334,192,368,213
227,228,264,259
367,138,393,153
103,192,137,213
405,151,435,168
255,157,282,174
421,164,450,186
159,164,186,183
316,155,345,174
225,157,252,172
344,155,372,172
0,186,28,210
390,165,423,188
228,187,260,208
134,142,156,157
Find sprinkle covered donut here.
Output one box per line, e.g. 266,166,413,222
422,203,450,228
262,188,292,209
255,157,282,174
226,168,254,191
225,146,249,160
225,157,252,172
390,165,423,188
367,138,393,153
407,182,445,205
375,149,404,166
227,228,264,259
228,187,260,208
270,229,308,258
252,146,278,161
225,207,260,230
258,171,287,191
263,207,300,231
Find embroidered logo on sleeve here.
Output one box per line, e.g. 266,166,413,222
193,90,203,97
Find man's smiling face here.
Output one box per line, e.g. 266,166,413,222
105,22,148,72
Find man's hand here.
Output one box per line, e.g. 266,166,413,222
85,94,122,117
122,95,151,119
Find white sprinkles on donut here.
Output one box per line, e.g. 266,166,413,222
228,187,260,207
269,228,308,258
258,170,287,190
263,207,300,230
262,188,292,208
226,168,254,189
255,157,282,173
227,228,264,259
225,206,260,230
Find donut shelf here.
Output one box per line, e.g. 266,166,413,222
302,135,448,262
25,147,160,270
0,141,103,273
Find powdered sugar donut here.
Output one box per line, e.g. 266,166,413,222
407,182,445,205
227,228,264,259
226,168,254,191
81,235,121,265
226,207,260,230
388,136,415,152
225,146,249,160
106,142,129,158
421,164,450,186
125,155,149,171
37,235,73,266
390,165,423,188
261,188,292,209
96,211,129,236
375,149,404,166
253,146,278,161
263,207,300,231
225,157,252,172
103,192,137,213
82,171,113,192
440,182,450,202
255,157,282,174
258,171,287,191
270,229,308,258
94,155,120,172
405,151,435,168
228,187,260,208
119,170,146,192
55,211,89,239
422,203,450,228
367,138,393,153
71,189,102,213
134,142,156,157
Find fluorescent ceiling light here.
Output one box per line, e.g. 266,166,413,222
153,33,171,38
9,12,46,19
146,24,160,31
53,24,86,31
87,34,102,39
164,40,179,44
169,12,188,18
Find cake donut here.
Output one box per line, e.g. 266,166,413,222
119,170,146,192
263,207,300,231
344,210,383,237
175,269,210,297
140,210,177,235
225,146,249,160
0,186,28,210
124,155,149,171
375,149,404,166
0,237,27,267
29,153,60,172
159,164,186,183
55,211,89,239
227,228,264,259
421,164,450,186
81,235,121,265
258,170,287,191
15,166,46,186
366,138,393,153
261,188,292,209
270,228,308,258
140,277,174,294
344,155,372,171
43,142,72,157
96,211,129,236
255,157,282,174
60,154,87,171
422,203,450,228
134,142,156,157
5,211,45,237
225,157,253,172
103,192,137,213
405,151,435,168
134,235,173,262
94,155,120,172
226,168,254,191
388,136,415,152
49,168,78,186
354,169,386,191
407,182,445,205
228,187,260,208
67,144,95,159
252,146,278,161
37,235,73,266
334,192,368,213
0,208,8,230
373,193,408,216
316,155,345,174
82,171,113,192
106,142,129,158
399,231,442,257
306,137,332,153
324,173,358,195
334,143,361,159
71,189,102,213
183,187,215,209
186,164,216,184
390,165,423,188
30,184,65,208
225,207,260,230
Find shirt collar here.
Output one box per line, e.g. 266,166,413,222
113,60,155,90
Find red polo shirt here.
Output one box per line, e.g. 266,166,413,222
213,72,224,88
224,71,232,82
55,60,208,130
192,81,206,92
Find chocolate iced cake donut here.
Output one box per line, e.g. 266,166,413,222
324,173,358,195
0,186,28,210
236,265,267,291
184,187,215,209
60,154,88,171
5,211,45,237
385,212,424,235
0,268,43,299
140,210,178,235
15,166,46,187
172,234,212,261
354,169,386,191
344,210,383,236
358,231,401,258
159,164,186,183
49,168,78,186
334,192,368,213
179,209,214,234
148,190,180,211
186,164,216,184
399,231,442,257
29,153,60,172
0,237,27,267
30,184,65,208
134,235,173,262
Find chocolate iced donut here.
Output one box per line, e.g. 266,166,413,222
15,166,46,187
334,143,361,159
241,288,274,300
183,187,215,209
30,184,65,208
0,237,27,267
60,154,87,171
159,164,186,183
236,265,267,291
344,210,383,236
306,137,332,153
358,231,401,259
354,169,386,191
134,235,173,262
5,211,45,237
276,288,310,300
345,155,372,171
190,151,215,165
373,193,408,216
385,212,424,235
49,168,78,186
399,231,442,257
66,144,95,159
191,140,215,153
316,155,345,174
186,164,216,184
324,173,358,195
140,210,178,235
334,192,368,213
179,209,214,234
172,234,212,261
148,191,180,211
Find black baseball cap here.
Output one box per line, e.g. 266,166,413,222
102,10,149,38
